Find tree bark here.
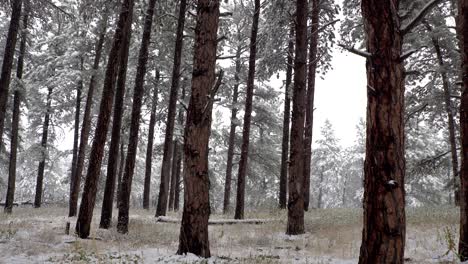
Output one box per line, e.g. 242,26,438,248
176,0,220,257
317,167,324,209
156,0,187,217
169,140,179,211
4,11,27,214
75,0,134,238
34,86,53,208
358,1,406,263
234,0,260,220
174,85,186,212
286,0,308,235
117,139,125,204
69,16,108,217
279,25,294,210
143,70,160,210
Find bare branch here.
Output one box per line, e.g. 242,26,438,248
400,48,419,61
338,44,372,59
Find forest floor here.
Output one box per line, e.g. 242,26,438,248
0,206,462,263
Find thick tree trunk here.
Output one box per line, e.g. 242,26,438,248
223,45,241,214
169,140,179,211
0,0,22,147
116,0,157,233
69,16,108,217
143,70,160,210
75,0,134,239
234,0,260,220
358,1,406,263
117,139,125,204
279,26,294,210
303,0,319,212
34,87,53,208
4,12,27,214
286,0,308,235
176,0,220,257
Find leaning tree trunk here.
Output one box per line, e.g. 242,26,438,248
156,0,187,217
0,0,22,148
4,11,27,214
358,0,406,263
34,86,53,208
286,0,308,235
75,0,134,239
116,0,157,234
303,0,320,212
143,70,160,210
279,25,294,210
69,16,108,217
458,0,468,260
234,0,260,220
177,0,220,257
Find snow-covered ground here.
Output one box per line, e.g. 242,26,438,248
0,207,462,263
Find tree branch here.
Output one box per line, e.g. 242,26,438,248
401,0,447,35
338,44,371,59
400,48,419,61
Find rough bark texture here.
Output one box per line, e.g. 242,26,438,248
358,0,406,263
5,12,27,214
234,0,260,220
303,0,319,212
177,0,220,258
169,140,179,211
156,0,187,217
143,70,160,210
69,17,107,217
75,0,134,238
286,0,308,235
0,0,22,147
279,26,294,210
34,87,53,208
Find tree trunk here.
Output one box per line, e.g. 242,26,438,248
156,0,187,217
358,1,406,263
174,85,186,212
69,16,108,217
117,139,125,204
286,0,308,235
0,0,22,147
234,0,260,220
169,140,179,211
75,0,134,239
4,12,27,214
176,0,220,258
317,167,324,209
143,70,160,209
279,25,294,210
34,86,53,208
223,45,241,214
303,0,319,212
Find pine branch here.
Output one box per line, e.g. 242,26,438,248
400,48,419,61
338,44,371,59
401,0,447,35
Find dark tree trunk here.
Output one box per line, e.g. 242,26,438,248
303,0,319,212
156,0,187,217
69,16,108,217
286,0,308,235
358,1,406,263
234,0,260,220
169,140,179,211
0,0,22,147
117,139,125,204
317,168,324,209
116,0,157,233
75,0,134,239
143,70,160,210
34,86,53,208
223,45,241,214
176,0,220,258
279,26,294,210
4,12,27,214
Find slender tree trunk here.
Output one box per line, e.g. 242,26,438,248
279,26,294,210
286,0,308,235
116,0,157,233
317,167,324,209
75,0,135,238
156,0,187,217
117,139,125,204
303,0,319,212
177,0,220,257
234,0,260,220
0,0,22,147
69,16,108,217
169,140,179,211
4,12,27,214
34,86,53,208
358,1,406,263
223,45,241,214
143,70,160,210
174,85,186,212
342,173,348,207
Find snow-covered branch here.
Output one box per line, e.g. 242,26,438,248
401,0,447,35
338,44,371,59
400,49,419,61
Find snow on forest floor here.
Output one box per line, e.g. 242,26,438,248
0,206,463,263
